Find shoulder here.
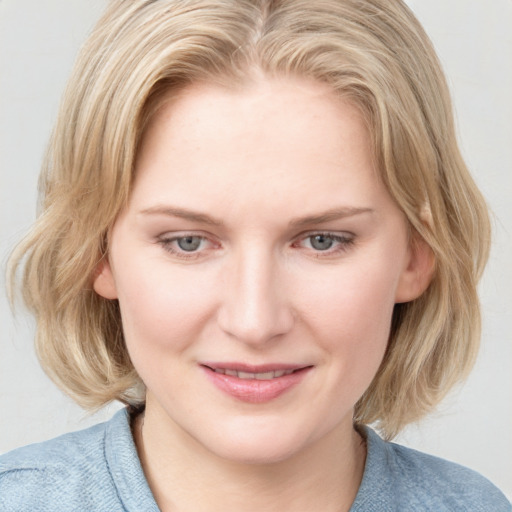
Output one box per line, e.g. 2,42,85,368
388,440,510,510
0,409,129,512
351,427,511,512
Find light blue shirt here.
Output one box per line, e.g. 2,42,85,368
1,408,510,511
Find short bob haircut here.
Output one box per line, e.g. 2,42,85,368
8,0,490,439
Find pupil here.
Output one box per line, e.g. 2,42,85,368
311,235,333,251
177,236,201,251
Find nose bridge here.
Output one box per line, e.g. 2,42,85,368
217,242,293,345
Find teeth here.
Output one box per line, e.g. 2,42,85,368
237,371,255,379
213,368,296,380
255,371,274,380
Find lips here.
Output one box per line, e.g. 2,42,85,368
200,362,312,403
211,368,296,380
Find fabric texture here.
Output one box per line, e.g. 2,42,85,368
1,408,510,511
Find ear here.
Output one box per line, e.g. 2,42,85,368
92,257,118,300
395,235,435,304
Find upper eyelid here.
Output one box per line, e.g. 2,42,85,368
157,231,214,245
302,229,353,236
292,230,355,242
156,230,354,241
157,234,213,259
157,230,353,239
158,234,214,247
156,229,356,249
292,232,356,252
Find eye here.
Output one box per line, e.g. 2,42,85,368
176,236,203,252
309,234,336,251
157,234,214,259
296,232,355,255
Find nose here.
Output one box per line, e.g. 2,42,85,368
217,245,294,347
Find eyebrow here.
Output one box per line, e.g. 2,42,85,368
139,206,224,226
288,207,374,227
139,205,374,227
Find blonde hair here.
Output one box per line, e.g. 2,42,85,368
8,0,490,439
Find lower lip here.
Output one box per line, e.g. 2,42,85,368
201,366,312,403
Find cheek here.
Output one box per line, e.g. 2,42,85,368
114,260,218,359
296,258,399,381
299,257,398,336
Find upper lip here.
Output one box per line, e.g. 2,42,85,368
201,362,311,373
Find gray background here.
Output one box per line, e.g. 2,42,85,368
1,0,511,498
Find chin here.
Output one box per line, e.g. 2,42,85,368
196,418,316,466
215,438,301,466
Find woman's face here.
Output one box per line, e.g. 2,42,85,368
94,77,430,463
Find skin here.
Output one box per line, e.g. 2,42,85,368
94,76,433,511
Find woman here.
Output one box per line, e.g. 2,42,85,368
1,0,510,510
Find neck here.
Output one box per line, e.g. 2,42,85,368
133,401,366,512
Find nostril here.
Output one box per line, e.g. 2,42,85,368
216,300,295,346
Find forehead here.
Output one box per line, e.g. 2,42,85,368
129,76,390,223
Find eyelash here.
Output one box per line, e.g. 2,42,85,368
293,232,355,256
157,232,355,260
157,234,214,260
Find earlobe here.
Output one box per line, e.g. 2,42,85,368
92,258,118,300
395,235,435,304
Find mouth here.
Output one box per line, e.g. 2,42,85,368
200,363,313,403
201,363,310,379
205,367,298,380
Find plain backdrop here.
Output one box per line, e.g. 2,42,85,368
1,0,511,498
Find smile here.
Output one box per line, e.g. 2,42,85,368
200,363,312,403
210,368,296,380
